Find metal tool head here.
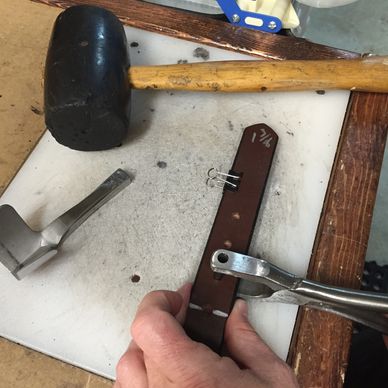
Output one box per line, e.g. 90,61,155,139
0,205,56,279
0,169,131,280
45,5,130,151
211,249,270,278
211,249,388,334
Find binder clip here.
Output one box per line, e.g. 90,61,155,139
216,0,300,33
206,168,241,191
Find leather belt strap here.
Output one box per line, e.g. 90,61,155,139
184,124,278,353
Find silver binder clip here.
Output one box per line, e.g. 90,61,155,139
206,168,240,189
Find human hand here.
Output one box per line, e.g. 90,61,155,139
115,284,299,387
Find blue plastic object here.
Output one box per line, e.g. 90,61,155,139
216,0,282,33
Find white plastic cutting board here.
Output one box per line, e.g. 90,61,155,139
0,25,350,379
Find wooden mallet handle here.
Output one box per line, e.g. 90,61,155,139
129,56,388,93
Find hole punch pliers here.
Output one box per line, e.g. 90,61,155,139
211,249,388,333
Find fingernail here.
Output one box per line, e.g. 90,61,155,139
235,298,248,318
177,283,192,298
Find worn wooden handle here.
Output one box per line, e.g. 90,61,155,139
129,56,388,93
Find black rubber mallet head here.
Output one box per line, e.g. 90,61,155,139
44,5,388,151
44,5,130,151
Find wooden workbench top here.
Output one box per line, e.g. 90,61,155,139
1,1,387,387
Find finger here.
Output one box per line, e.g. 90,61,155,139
131,290,219,381
116,341,147,388
136,290,184,317
175,283,192,324
224,299,281,373
144,354,173,387
225,300,299,387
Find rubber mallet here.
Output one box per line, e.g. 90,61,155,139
45,5,388,151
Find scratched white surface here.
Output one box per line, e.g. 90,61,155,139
0,26,350,378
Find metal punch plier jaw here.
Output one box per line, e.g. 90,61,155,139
211,249,388,334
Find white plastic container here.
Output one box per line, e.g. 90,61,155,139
291,0,388,55
296,0,358,7
292,0,361,42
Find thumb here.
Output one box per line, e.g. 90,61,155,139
224,299,281,373
225,300,299,387
174,283,192,324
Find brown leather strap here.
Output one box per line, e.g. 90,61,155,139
184,124,278,353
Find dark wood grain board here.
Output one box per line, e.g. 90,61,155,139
32,0,358,60
288,92,388,387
